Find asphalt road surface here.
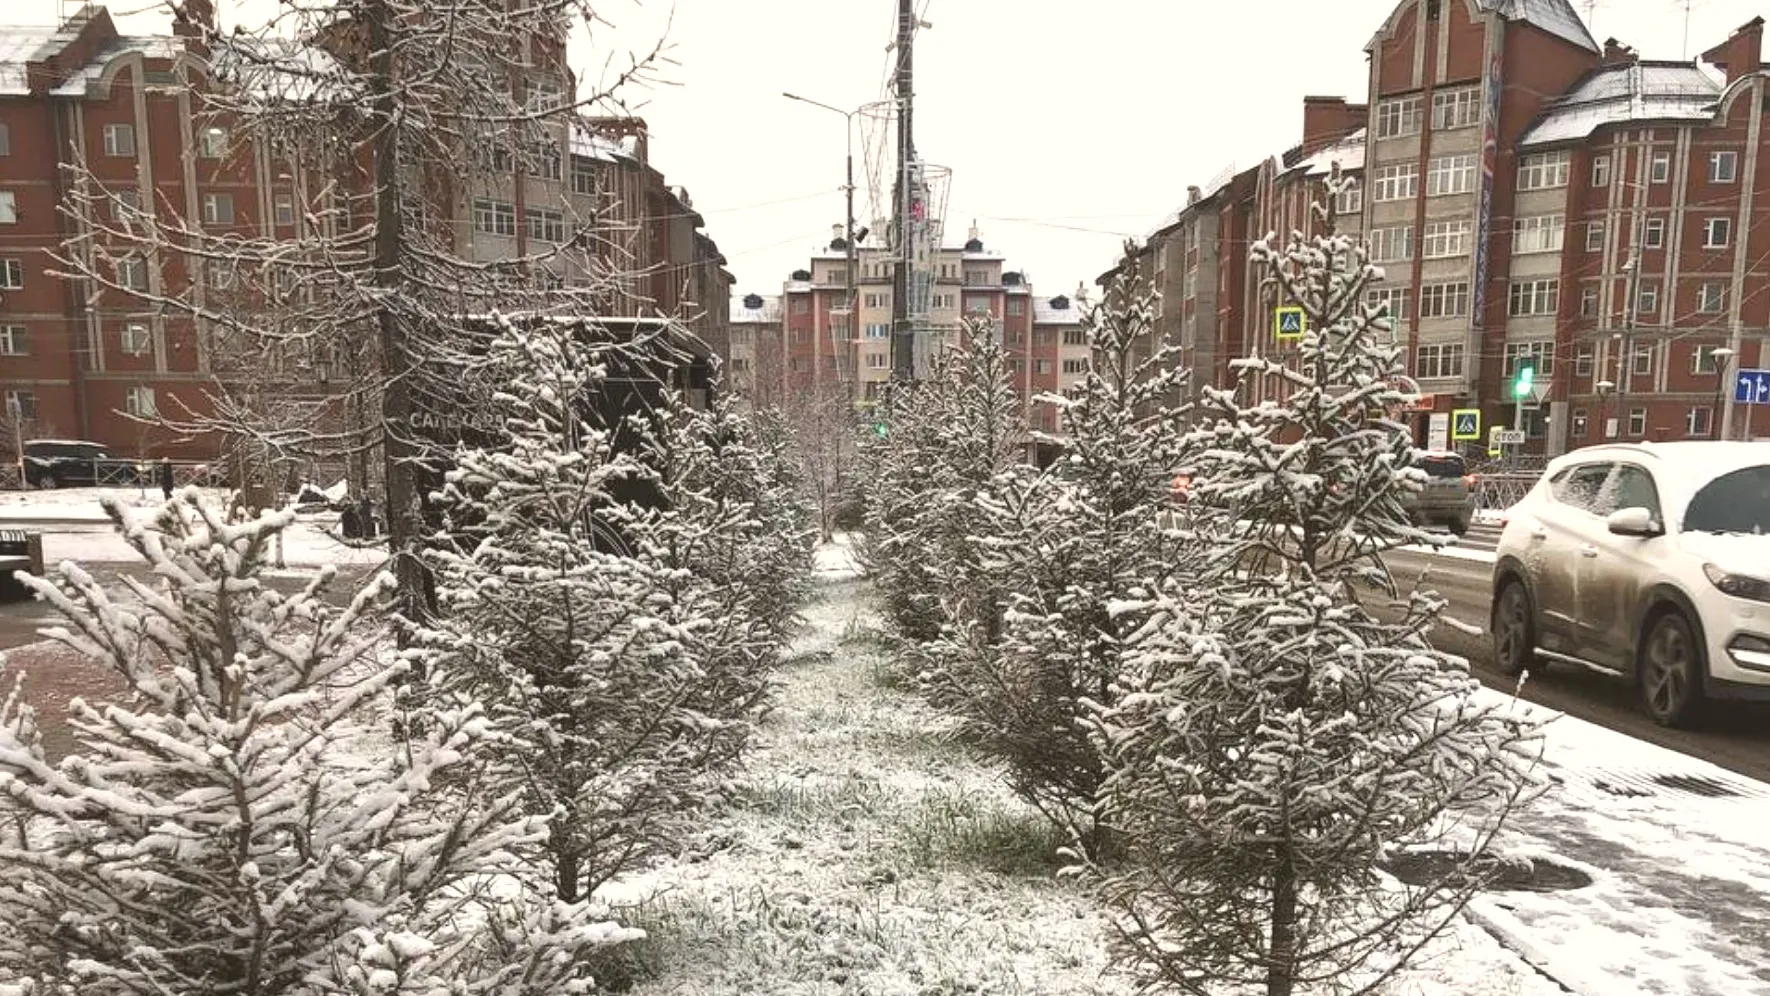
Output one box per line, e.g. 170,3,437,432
1384,539,1770,785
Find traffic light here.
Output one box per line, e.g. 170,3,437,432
1512,362,1535,399
872,421,888,438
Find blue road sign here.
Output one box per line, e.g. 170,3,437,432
1736,368,1770,405
1451,408,1481,441
1274,305,1305,340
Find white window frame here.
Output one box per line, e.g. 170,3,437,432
864,323,889,339
1631,345,1654,378
206,258,234,289
1431,87,1480,130
102,123,136,157
0,123,9,157
198,126,227,159
4,389,36,421
1418,282,1469,319
1693,343,1727,373
1508,279,1559,317
1422,219,1472,258
1710,150,1739,183
1376,95,1423,139
0,259,21,289
125,386,157,418
1650,151,1671,184
274,194,295,226
1580,285,1598,316
1334,180,1363,215
525,206,566,243
201,191,234,226
1062,328,1088,346
1061,358,1089,375
1504,341,1555,376
1006,298,1025,316
1371,164,1418,202
116,257,148,291
1034,359,1052,375
0,191,15,225
1698,282,1727,314
1571,408,1589,437
1575,344,1595,377
121,322,152,356
1636,283,1659,315
1703,217,1731,249
1591,154,1611,188
1687,406,1713,438
1628,407,1648,437
1585,219,1605,252
1415,341,1465,379
865,352,887,370
1426,154,1476,196
570,159,597,197
1367,286,1410,322
473,198,517,237
964,294,992,314
1517,151,1570,191
1512,215,1564,254
1367,225,1414,263
0,325,25,355
1644,217,1665,249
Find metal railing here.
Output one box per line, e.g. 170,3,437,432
1471,472,1539,512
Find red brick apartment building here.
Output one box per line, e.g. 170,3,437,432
0,2,731,460
743,229,1090,433
1112,0,1770,457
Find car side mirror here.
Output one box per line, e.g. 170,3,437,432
1607,506,1663,538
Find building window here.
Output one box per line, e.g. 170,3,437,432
1183,268,1198,299
1650,151,1671,184
964,268,990,285
1703,217,1731,248
102,123,136,157
1376,95,1423,138
864,292,887,308
1007,298,1025,316
1698,282,1727,313
0,259,21,290
570,159,597,196
1508,279,1559,317
0,190,16,225
866,352,887,370
1062,328,1088,346
1628,407,1647,437
1591,154,1610,188
1512,215,1563,254
1431,87,1480,129
1710,150,1738,183
964,295,992,314
1418,281,1469,319
932,293,955,309
1693,343,1728,373
1571,408,1589,437
472,198,517,237
201,192,234,226
1061,358,1089,375
1504,341,1554,376
121,322,151,356
1367,225,1414,262
1415,342,1465,379
1627,345,1652,378
1517,151,1570,190
1422,219,1471,258
116,257,148,290
1368,286,1410,321
526,207,565,243
198,126,227,159
1575,344,1594,377
4,390,37,421
0,325,25,355
1580,285,1598,316
125,386,157,418
790,298,810,314
1426,154,1476,196
1034,359,1052,375
1371,164,1418,202
1687,406,1713,437
1637,283,1659,315
1644,217,1665,249
865,323,889,338
1335,180,1362,215
530,144,563,181
206,258,235,289
0,123,9,156
111,188,140,221
1585,220,1605,252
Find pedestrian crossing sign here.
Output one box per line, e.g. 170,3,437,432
1273,305,1306,340
1451,408,1482,441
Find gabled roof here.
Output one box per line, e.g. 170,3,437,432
0,26,60,95
1519,61,1723,147
1298,128,1367,178
1478,0,1599,54
1033,295,1084,325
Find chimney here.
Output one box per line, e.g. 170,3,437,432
1702,17,1764,83
1301,95,1366,156
1186,185,1203,206
1601,37,1638,67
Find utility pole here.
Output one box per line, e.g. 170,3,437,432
844,141,858,401
1615,189,1645,438
889,0,917,382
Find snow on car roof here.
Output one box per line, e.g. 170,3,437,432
1546,440,1770,477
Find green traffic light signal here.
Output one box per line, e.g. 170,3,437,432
1513,364,1534,398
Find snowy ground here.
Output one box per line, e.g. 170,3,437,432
588,541,1571,996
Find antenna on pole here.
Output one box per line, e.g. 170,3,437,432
1679,0,1695,60
1581,0,1599,39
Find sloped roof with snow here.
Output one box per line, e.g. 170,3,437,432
48,35,184,96
1299,128,1367,178
1144,168,1236,240
1033,295,1084,325
1478,0,1600,54
0,26,60,95
1520,62,1723,148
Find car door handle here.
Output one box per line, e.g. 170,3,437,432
1580,544,1599,558
1530,527,1549,540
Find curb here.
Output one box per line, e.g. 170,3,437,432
1463,897,1610,996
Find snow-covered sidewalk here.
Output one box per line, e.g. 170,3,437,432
593,548,1569,996
1477,691,1770,996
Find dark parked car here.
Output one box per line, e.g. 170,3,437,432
1407,450,1477,534
22,439,116,489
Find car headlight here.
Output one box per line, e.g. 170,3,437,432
1703,563,1770,603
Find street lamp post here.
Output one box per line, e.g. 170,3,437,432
1596,379,1617,439
783,92,873,406
1712,347,1736,440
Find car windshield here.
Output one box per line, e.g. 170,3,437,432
1415,454,1465,479
1682,465,1770,535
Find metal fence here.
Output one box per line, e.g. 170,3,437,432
1471,472,1539,512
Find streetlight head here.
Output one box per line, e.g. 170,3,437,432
1597,379,1615,392
1714,347,1736,358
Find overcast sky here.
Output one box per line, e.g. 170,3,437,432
17,0,1770,299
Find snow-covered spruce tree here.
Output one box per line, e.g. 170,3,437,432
0,495,634,995
853,372,948,642
922,252,1195,854
419,319,738,904
615,390,816,731
1086,171,1543,996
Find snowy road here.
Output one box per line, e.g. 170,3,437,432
1381,546,1770,785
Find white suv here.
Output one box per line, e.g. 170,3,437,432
1491,441,1770,727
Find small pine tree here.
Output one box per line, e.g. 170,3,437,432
0,495,634,995
922,255,1196,854
1087,171,1543,996
419,320,747,904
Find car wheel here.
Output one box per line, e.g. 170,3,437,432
1639,611,1704,728
1492,580,1536,677
1449,515,1471,536
35,472,58,490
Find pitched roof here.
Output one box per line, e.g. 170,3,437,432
1520,61,1723,147
0,26,59,95
1478,0,1599,53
